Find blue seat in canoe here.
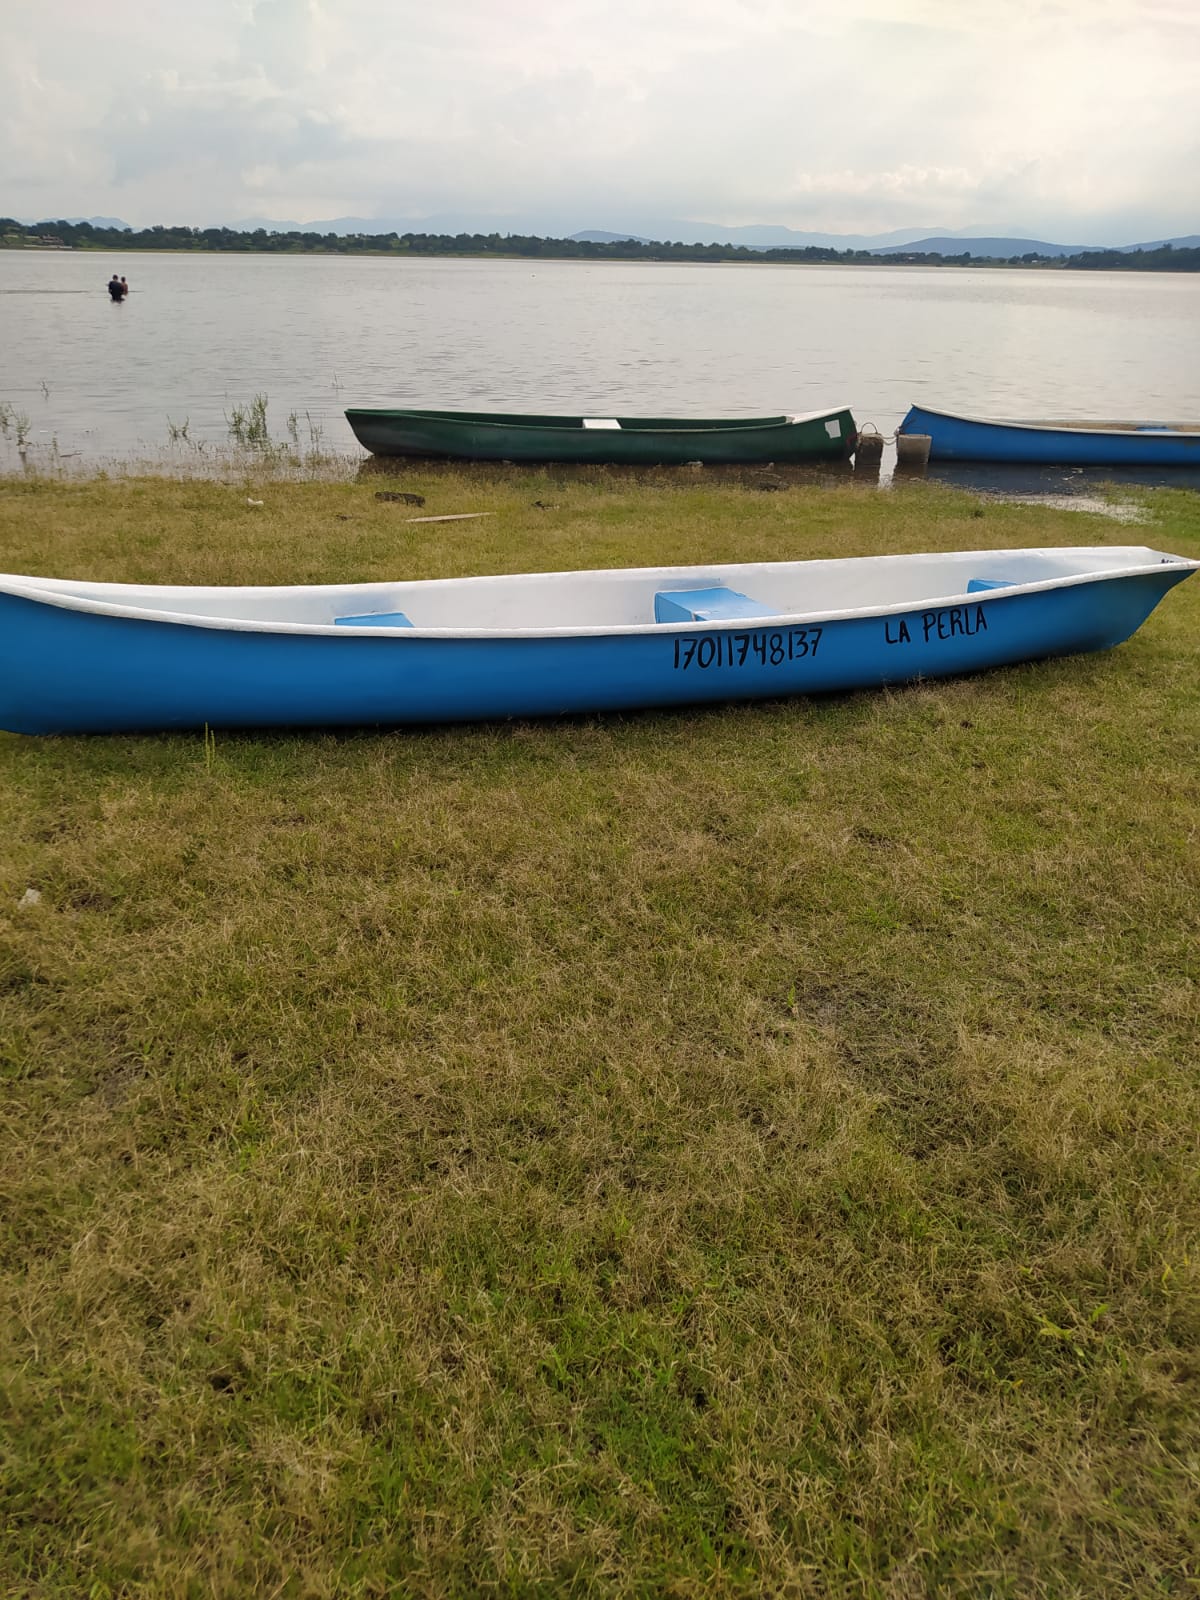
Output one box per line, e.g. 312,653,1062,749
966,578,1015,594
654,586,778,624
334,610,414,628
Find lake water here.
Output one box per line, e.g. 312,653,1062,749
2,249,1199,483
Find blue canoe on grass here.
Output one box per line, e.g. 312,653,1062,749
900,404,1200,466
0,547,1194,734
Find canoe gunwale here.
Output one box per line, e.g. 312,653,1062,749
4,556,1195,641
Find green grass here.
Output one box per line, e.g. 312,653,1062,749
1,469,1199,1597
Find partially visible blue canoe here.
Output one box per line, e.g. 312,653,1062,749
900,404,1200,466
0,547,1195,734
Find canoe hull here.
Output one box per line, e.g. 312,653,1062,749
900,404,1200,466
345,407,857,464
0,560,1192,734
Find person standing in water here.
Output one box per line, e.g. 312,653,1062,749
107,274,124,301
120,276,129,296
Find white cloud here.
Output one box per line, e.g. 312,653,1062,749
3,0,1197,241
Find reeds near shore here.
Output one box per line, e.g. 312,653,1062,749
2,471,1198,1597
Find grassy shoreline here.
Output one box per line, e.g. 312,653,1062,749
2,471,1199,1596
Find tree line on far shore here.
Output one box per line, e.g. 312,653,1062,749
2,218,1197,271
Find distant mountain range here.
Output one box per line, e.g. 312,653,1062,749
223,214,1094,251
874,235,1091,257
872,234,1200,256
15,212,1200,256
571,230,1097,256
218,217,1200,255
226,215,1068,249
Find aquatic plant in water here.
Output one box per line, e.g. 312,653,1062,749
225,393,272,448
0,401,32,445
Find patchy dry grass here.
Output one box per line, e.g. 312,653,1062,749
1,471,1199,1597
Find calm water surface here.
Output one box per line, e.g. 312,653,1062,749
2,250,1199,474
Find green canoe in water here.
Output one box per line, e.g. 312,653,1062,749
344,406,857,465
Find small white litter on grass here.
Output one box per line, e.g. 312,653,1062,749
18,887,42,909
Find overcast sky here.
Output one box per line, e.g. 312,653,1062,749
4,0,1197,242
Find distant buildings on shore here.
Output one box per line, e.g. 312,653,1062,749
1,230,69,248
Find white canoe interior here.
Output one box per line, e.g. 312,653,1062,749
1,547,1192,637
